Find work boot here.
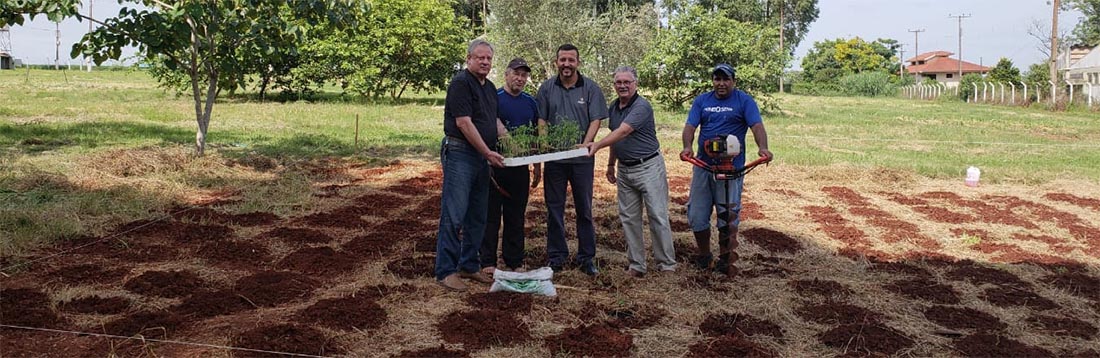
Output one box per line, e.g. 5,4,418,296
458,270,493,284
692,230,713,270
437,274,468,291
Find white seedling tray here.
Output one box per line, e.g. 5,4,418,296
503,148,588,167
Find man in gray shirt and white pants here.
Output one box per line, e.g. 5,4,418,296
584,66,677,277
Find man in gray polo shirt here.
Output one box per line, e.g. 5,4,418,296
536,43,608,276
585,66,676,278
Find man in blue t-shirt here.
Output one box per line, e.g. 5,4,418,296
480,58,541,274
680,63,772,276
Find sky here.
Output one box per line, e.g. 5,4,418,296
2,1,1087,70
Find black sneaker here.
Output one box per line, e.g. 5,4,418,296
580,262,599,276
549,264,564,273
714,259,738,276
692,254,713,270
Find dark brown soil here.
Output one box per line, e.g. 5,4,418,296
387,183,430,196
122,270,206,298
1040,272,1100,301
868,261,932,277
0,288,67,329
234,324,340,358
795,302,881,325
386,256,435,279
295,296,387,331
438,310,530,350
101,310,186,338
51,263,130,284
668,175,691,189
741,201,765,220
355,283,417,301
804,205,871,249
394,345,470,358
819,323,914,357
681,272,731,292
296,209,369,229
885,278,961,304
606,304,667,330
911,205,977,224
671,194,689,205
790,278,852,299
699,313,784,338
923,305,1007,331
1026,314,1097,339
1044,192,1100,211
171,289,256,318
259,226,334,244
172,206,235,223
411,233,436,253
953,334,1054,357
59,296,130,315
276,246,357,276
196,240,271,269
945,261,1031,288
465,292,533,314
234,271,319,307
884,193,928,206
670,219,692,232
545,323,633,357
981,286,1059,310
123,220,235,245
72,236,180,262
342,234,397,255
742,228,802,254
374,218,434,236
354,192,410,212
822,186,871,207
687,334,776,358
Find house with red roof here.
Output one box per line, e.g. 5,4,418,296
906,51,989,86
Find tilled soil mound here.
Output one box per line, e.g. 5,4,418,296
59,296,130,315
980,286,1059,310
795,302,881,325
259,227,334,244
953,333,1055,357
122,270,206,298
295,296,387,331
276,246,357,276
101,310,186,338
394,345,470,358
438,309,530,350
465,292,533,314
356,283,417,301
884,278,961,304
171,289,257,318
197,240,271,269
699,313,784,338
789,278,852,298
226,212,280,227
867,261,932,277
296,210,369,229
341,234,397,256
235,324,340,358
945,261,1030,288
234,271,319,307
687,334,776,358
818,323,914,356
51,264,130,284
1026,314,1098,339
1040,272,1100,301
0,288,67,329
387,256,435,279
923,305,1007,331
605,304,666,330
742,228,803,254
545,323,633,357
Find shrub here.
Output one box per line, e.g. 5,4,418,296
836,72,896,97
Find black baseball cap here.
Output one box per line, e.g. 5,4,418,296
507,58,531,72
712,63,735,78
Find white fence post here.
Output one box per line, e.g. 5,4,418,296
1049,80,1056,105
971,83,978,103
999,82,1006,103
1022,82,1028,103
982,82,988,102
1067,79,1074,105
1009,82,1016,105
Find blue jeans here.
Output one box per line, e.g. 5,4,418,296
544,161,596,267
687,166,743,232
434,138,490,280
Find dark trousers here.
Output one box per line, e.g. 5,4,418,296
480,165,530,269
544,161,596,267
434,138,489,280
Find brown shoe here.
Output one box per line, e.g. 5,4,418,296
626,268,645,278
458,270,493,284
437,274,468,291
480,266,496,275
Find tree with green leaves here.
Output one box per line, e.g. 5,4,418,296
638,5,784,109
988,57,1022,84
1067,0,1100,45
958,73,983,101
1023,62,1051,100
697,0,819,54
297,0,467,100
0,0,81,26
801,37,899,84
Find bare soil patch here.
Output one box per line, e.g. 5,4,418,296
868,260,932,277
822,186,871,207
102,310,186,338
741,201,765,220
438,309,531,350
605,304,667,330
1026,314,1097,339
387,256,435,279
944,261,1031,288
235,324,340,358
804,205,871,249
234,271,319,307
51,263,130,284
790,278,852,299
355,283,417,301
196,240,271,269
352,192,408,213
1040,272,1100,301
296,209,369,229
923,305,1007,331
687,334,776,358
394,345,470,358
59,296,130,315
818,323,914,357
885,278,961,304
120,219,235,245
295,296,387,331
545,323,633,357
259,226,334,244
795,302,880,325
699,313,784,338
465,292,532,314
910,205,977,224
742,228,803,254
341,234,397,256
953,334,1054,357
122,270,206,298
228,212,281,227
1044,192,1100,211
276,247,357,276
0,288,67,329
981,286,1059,310
171,289,256,318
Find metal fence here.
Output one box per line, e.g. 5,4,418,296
900,80,1100,109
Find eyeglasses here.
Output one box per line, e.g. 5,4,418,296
614,80,635,86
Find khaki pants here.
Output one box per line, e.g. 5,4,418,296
616,155,677,273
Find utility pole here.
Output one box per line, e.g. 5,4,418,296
908,29,924,83
949,14,972,79
898,47,907,80
1050,0,1060,88
778,0,785,93
86,0,93,72
54,22,60,70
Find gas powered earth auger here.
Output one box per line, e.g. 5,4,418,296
680,134,772,275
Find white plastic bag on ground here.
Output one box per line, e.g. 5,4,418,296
489,267,557,296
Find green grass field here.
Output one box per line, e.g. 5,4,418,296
2,69,1099,254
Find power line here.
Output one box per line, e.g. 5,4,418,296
908,29,925,83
